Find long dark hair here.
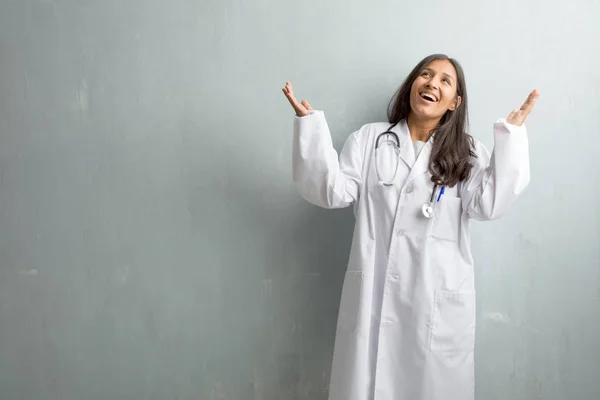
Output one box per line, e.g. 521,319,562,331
387,54,476,187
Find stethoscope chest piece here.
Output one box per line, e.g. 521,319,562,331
421,184,444,219
421,203,434,219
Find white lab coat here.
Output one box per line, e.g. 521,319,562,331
292,110,529,400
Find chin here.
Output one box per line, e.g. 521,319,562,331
410,106,441,120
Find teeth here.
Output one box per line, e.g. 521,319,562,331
421,92,437,102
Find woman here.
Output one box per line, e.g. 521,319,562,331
282,54,539,400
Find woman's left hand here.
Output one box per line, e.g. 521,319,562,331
506,89,540,126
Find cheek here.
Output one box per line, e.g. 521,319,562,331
440,89,456,108
409,84,419,98
411,78,425,92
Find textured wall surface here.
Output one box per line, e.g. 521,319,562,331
0,0,598,399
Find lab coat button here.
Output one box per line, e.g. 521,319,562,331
405,185,414,193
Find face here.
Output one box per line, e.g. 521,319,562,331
409,59,461,121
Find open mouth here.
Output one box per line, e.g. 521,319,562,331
420,92,438,102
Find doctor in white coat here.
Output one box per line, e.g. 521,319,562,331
282,54,539,400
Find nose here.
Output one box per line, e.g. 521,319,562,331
425,80,439,90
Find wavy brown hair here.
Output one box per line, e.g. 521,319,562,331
387,54,476,187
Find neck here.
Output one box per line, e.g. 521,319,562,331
407,112,440,142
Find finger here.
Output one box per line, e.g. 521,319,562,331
520,90,539,110
282,82,294,97
281,82,294,98
519,89,540,118
284,95,308,116
282,82,310,116
281,86,296,102
507,109,518,122
282,88,300,109
282,84,302,110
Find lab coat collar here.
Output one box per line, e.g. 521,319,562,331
390,120,433,176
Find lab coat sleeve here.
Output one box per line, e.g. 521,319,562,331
461,118,530,221
292,110,362,209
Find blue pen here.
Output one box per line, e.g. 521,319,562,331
436,186,445,202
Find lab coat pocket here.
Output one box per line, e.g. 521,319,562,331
430,196,462,241
430,290,476,352
336,271,363,334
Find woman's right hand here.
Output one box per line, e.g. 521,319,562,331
282,82,312,117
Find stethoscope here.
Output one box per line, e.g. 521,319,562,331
375,123,445,219
374,123,401,187
421,184,445,218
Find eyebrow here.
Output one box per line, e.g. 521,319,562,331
422,67,456,83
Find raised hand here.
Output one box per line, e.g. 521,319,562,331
282,82,312,117
507,89,540,126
